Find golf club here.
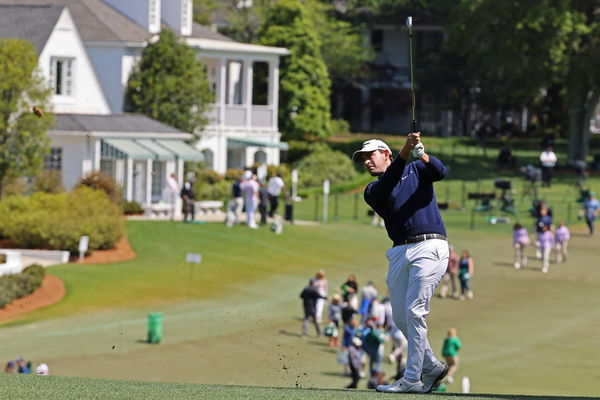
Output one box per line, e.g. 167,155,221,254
406,16,417,133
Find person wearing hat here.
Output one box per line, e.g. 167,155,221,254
352,134,449,394
35,363,49,376
4,360,16,373
583,191,600,235
346,336,364,389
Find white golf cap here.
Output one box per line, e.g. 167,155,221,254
352,139,391,162
36,363,49,375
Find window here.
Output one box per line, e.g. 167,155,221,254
226,60,244,105
252,62,269,105
44,148,62,170
50,58,74,96
100,159,115,179
371,30,384,52
151,161,164,202
149,0,159,28
201,149,214,169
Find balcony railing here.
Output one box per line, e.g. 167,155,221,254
205,104,275,129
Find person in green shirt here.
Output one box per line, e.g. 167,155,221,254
441,327,462,384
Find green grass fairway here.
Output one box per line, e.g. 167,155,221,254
1,215,600,397
1,374,599,400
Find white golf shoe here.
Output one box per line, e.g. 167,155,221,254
421,361,449,393
376,378,423,393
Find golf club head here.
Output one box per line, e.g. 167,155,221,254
406,16,412,27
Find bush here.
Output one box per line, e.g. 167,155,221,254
0,263,45,309
0,187,124,252
294,146,357,189
225,168,244,181
77,171,121,204
193,180,231,201
120,199,144,215
331,119,350,135
34,170,64,193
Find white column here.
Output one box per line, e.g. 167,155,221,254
270,59,280,130
115,159,125,187
245,58,253,129
174,158,184,218
93,139,101,170
145,159,153,205
126,157,133,201
218,58,226,129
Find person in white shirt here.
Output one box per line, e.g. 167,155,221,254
240,171,259,229
267,173,285,218
539,146,557,187
165,173,180,220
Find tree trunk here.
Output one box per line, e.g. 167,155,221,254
566,78,590,163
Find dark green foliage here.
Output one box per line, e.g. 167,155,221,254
77,171,121,204
124,29,214,134
0,39,54,197
34,170,64,194
294,145,357,188
0,263,45,309
120,200,144,215
259,0,332,141
0,187,124,253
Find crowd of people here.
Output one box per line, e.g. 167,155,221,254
4,357,48,375
299,270,461,391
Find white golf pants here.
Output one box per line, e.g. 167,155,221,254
386,239,449,383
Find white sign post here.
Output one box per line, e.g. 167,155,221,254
185,253,202,299
78,236,89,262
323,179,330,223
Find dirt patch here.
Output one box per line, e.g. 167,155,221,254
78,236,136,264
0,274,65,321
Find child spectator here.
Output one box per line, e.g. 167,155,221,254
555,221,570,263
4,360,16,373
539,224,554,273
346,337,363,389
513,223,530,269
441,328,462,384
361,318,385,389
327,294,342,347
16,357,30,374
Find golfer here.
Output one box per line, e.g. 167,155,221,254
352,134,449,393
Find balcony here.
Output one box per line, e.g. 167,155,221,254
205,104,276,130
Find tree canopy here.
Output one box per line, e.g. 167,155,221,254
124,29,214,134
0,38,54,197
259,0,332,141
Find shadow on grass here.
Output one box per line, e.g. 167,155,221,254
277,329,302,338
434,393,599,400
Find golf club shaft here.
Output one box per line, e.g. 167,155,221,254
408,19,417,133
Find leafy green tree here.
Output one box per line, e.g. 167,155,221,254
295,144,357,188
437,0,599,161
0,39,54,197
259,0,332,141
125,29,214,134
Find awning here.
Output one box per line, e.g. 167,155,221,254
102,138,155,159
227,137,289,150
101,138,204,162
135,139,175,161
155,139,204,162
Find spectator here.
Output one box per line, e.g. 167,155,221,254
346,337,363,389
359,281,378,323
313,270,328,327
267,173,285,218
327,294,343,347
439,245,459,298
555,221,570,263
513,223,530,270
583,192,600,235
16,357,30,374
458,250,475,300
340,274,358,305
535,206,554,259
4,360,15,373
165,172,180,221
538,224,554,273
240,171,259,229
441,328,462,384
180,181,195,223
35,363,49,376
300,279,324,337
539,146,557,187
361,318,385,389
258,180,269,225
225,177,243,227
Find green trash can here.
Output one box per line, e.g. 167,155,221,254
147,312,163,344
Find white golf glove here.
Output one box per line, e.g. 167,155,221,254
412,142,425,159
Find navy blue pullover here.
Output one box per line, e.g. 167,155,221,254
364,155,447,244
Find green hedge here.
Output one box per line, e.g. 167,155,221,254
0,264,45,309
0,187,124,252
